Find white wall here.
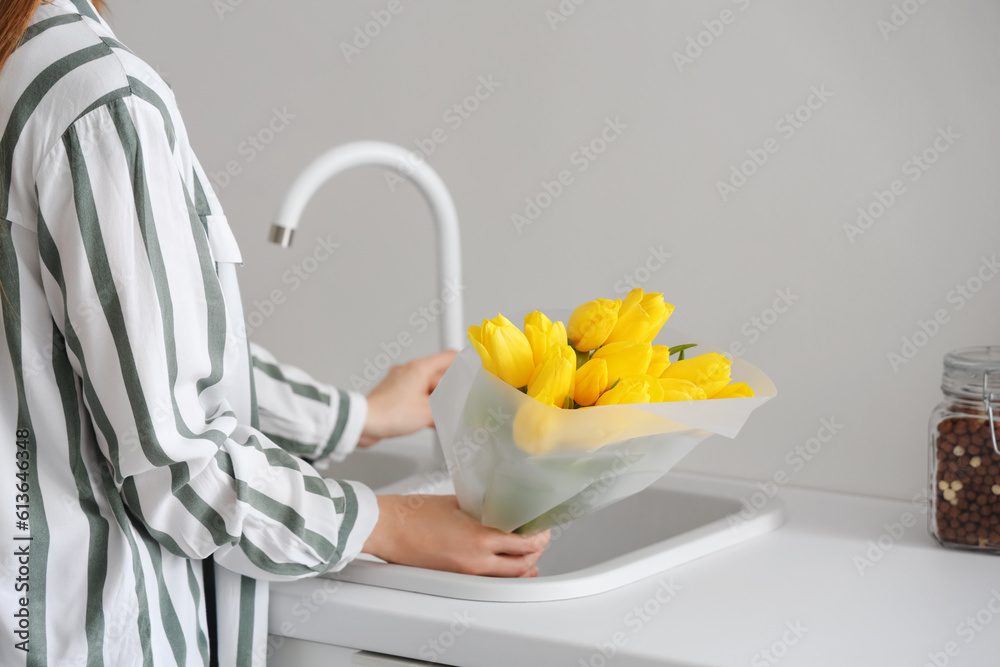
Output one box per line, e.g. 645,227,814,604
106,0,1000,501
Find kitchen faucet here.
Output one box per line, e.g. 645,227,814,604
270,141,464,466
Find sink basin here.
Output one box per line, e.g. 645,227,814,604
318,450,421,489
323,472,784,602
315,434,432,490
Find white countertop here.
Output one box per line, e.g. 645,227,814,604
269,470,1000,666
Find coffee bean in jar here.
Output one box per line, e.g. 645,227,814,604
929,347,1000,553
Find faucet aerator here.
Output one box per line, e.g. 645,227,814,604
269,224,295,248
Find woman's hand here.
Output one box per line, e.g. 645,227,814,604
358,350,458,448
363,495,551,577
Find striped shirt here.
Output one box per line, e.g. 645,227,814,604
0,1,378,664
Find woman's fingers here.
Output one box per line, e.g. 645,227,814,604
422,349,458,391
363,495,552,579
475,531,549,576
484,552,543,578
361,350,459,444
488,528,550,556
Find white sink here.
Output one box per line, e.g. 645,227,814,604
318,449,423,490
314,432,435,490
323,471,784,602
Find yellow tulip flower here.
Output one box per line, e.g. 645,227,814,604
604,288,675,345
467,314,535,388
524,311,568,366
658,378,707,401
527,343,576,408
592,341,653,385
467,325,498,376
595,375,654,406
710,382,755,399
573,357,608,407
567,298,621,351
644,375,665,402
512,398,562,455
647,344,671,377
660,353,732,397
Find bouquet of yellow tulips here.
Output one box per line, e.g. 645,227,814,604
468,290,754,411
429,288,775,534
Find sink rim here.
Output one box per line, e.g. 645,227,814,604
324,471,786,602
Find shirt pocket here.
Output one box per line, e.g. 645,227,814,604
203,214,244,266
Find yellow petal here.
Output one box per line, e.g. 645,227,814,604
604,288,675,345
573,357,608,407
660,353,732,397
603,288,643,344
524,324,547,367
647,344,671,377
489,313,516,328
710,382,755,399
467,325,497,375
567,298,621,351
524,311,550,332
592,341,653,385
555,341,576,366
553,320,567,346
595,376,653,406
644,374,665,402
640,297,673,344
527,343,576,408
524,311,568,366
512,399,562,455
657,378,707,401
482,318,535,388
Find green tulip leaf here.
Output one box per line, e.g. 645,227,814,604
668,343,697,360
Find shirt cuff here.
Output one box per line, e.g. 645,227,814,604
322,479,380,573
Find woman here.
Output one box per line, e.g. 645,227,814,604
0,1,550,664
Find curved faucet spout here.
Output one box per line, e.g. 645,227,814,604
270,141,464,352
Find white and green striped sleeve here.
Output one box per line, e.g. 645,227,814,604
33,92,378,581
249,342,367,463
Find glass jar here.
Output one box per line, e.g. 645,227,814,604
928,346,1000,552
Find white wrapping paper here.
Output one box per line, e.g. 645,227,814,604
429,322,776,534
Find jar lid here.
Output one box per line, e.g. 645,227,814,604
942,346,1000,398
